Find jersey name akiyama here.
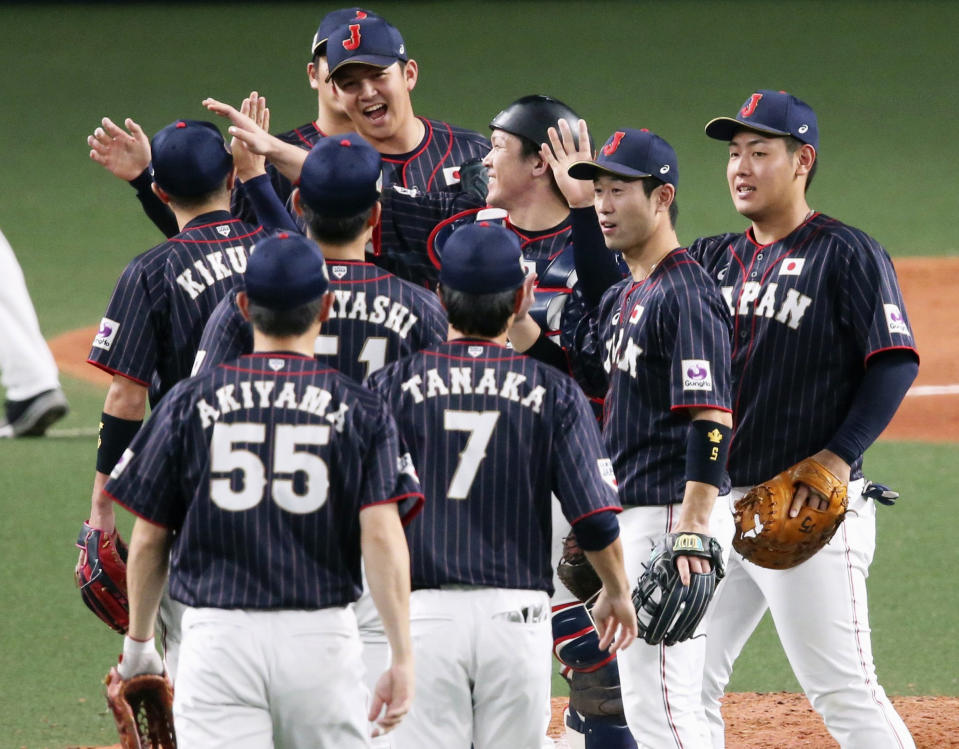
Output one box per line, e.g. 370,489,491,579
328,289,420,338
720,281,813,330
175,245,250,300
399,367,547,414
195,379,350,432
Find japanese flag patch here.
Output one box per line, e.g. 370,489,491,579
778,258,805,276
92,317,120,351
442,166,461,186
597,458,618,490
884,304,910,336
682,360,713,391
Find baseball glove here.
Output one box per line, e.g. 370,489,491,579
457,157,489,201
75,521,130,633
557,531,603,602
105,666,176,749
631,532,724,646
732,458,848,570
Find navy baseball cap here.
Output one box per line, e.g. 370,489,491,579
326,17,408,81
297,133,382,216
311,7,379,57
440,223,526,294
568,128,678,187
244,232,330,310
151,120,232,198
705,90,819,149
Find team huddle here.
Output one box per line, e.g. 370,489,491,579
72,6,920,749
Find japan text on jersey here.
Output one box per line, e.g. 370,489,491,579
565,249,733,506
687,213,918,483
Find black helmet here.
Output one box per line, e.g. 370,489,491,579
489,95,590,151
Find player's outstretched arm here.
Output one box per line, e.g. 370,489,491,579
360,502,414,737
582,536,636,653
202,94,308,183
88,117,151,181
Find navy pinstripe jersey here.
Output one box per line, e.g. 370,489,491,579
366,339,621,593
194,260,448,380
563,248,733,506
104,353,423,609
380,117,489,193
688,213,919,485
88,211,263,406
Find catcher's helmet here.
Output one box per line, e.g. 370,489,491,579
489,95,590,151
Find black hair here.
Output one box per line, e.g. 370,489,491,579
162,175,231,211
439,285,520,338
300,203,375,245
247,296,326,337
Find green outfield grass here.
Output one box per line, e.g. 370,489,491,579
1,1,957,746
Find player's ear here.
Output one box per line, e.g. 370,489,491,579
368,201,382,228
796,144,816,178
656,183,675,215
403,59,418,92
226,170,237,192
307,60,320,91
151,183,171,205
318,291,334,324
236,291,251,321
292,188,305,217
436,284,448,310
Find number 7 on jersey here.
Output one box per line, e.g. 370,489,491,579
443,410,500,499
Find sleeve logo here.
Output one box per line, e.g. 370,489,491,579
597,458,618,490
883,304,911,337
681,360,713,391
92,317,120,351
398,452,420,481
109,448,135,479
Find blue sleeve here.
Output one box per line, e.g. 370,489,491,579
825,350,919,464
130,169,178,239
243,174,300,233
570,207,624,306
195,291,253,373
572,509,621,551
561,287,613,399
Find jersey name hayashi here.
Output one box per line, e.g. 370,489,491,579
195,379,349,432
399,367,547,414
327,289,420,339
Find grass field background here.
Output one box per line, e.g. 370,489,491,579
0,1,956,746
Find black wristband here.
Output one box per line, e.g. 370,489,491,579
685,419,732,488
96,413,143,474
525,331,569,372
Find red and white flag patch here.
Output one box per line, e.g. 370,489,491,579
778,258,805,276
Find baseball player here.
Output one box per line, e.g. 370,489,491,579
80,120,263,673
690,90,918,749
193,128,447,382
518,126,734,747
104,231,420,748
366,222,637,749
0,227,69,437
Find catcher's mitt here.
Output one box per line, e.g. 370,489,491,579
557,531,603,602
75,521,130,633
105,666,176,749
631,532,724,646
732,457,848,570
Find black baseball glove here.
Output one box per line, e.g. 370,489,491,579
557,531,603,602
632,532,724,646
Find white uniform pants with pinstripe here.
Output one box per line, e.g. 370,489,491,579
392,586,552,749
173,607,370,749
616,499,735,749
0,228,61,400
702,480,915,749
